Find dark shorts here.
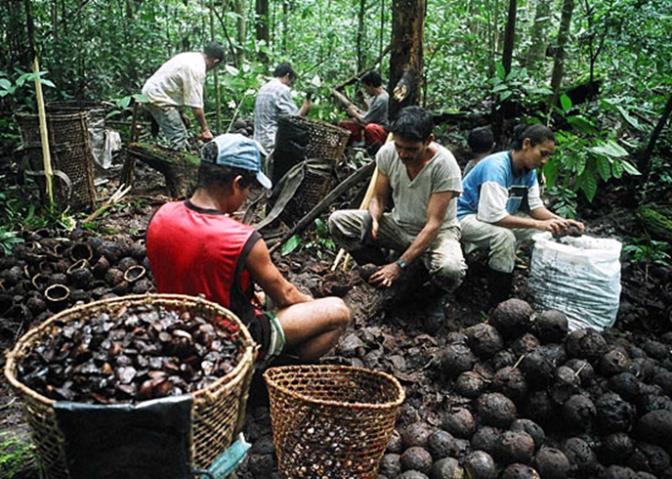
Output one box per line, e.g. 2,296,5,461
250,311,286,367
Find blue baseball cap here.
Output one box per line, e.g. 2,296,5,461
201,134,272,189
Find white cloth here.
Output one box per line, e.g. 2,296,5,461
142,52,206,108
376,142,463,235
477,181,544,223
253,78,299,152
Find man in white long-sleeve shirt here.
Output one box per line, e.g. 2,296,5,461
142,42,224,150
457,124,584,306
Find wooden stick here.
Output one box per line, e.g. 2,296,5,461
33,57,54,206
332,132,392,271
334,44,392,91
269,161,376,255
82,184,132,223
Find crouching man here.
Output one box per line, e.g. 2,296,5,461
329,106,466,293
457,124,585,307
147,134,351,365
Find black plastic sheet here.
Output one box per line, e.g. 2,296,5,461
54,395,193,479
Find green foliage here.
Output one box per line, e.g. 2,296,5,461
623,239,671,266
489,65,552,106
544,103,641,203
0,436,36,479
0,228,23,256
281,234,301,256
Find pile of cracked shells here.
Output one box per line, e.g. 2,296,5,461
377,299,672,479
0,229,154,339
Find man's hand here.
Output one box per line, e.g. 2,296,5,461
535,218,570,235
199,128,214,141
566,219,585,234
346,104,358,118
369,262,402,288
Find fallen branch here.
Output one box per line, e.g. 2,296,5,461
334,44,392,91
269,161,376,254
82,184,132,223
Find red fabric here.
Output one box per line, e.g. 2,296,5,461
339,120,386,146
146,201,255,309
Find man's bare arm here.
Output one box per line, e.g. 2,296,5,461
191,107,212,139
368,170,391,239
246,239,312,308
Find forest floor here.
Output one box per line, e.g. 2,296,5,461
1,144,671,478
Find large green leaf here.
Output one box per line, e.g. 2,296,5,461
580,173,598,202
596,156,611,182
589,140,629,158
567,115,596,133
543,157,560,188
611,160,624,179
281,235,301,256
621,160,642,176
560,94,573,113
616,105,642,130
0,79,11,90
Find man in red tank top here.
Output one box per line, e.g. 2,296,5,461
147,134,351,365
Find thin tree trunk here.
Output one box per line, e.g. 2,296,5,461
525,0,551,70
638,93,672,180
24,0,36,64
209,0,221,133
379,0,385,60
356,0,367,72
548,0,575,113
388,0,426,120
233,0,246,66
281,0,288,53
255,0,270,64
501,0,517,75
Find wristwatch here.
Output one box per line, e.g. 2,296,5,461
395,258,408,270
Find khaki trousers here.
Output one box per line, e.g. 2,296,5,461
328,210,467,292
460,214,539,273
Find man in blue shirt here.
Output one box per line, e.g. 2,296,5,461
457,124,584,306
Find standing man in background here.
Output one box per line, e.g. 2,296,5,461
254,62,312,154
142,42,224,150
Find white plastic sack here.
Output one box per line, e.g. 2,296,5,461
528,232,622,331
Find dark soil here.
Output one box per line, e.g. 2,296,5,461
1,147,671,479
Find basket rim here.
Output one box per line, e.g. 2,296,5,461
4,293,255,407
278,115,351,136
15,111,89,121
263,364,405,410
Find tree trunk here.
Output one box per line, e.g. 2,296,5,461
501,0,517,75
525,0,551,70
492,0,517,143
379,0,385,60
548,0,575,113
356,0,367,72
24,0,36,64
637,93,672,180
233,0,246,66
281,0,288,53
388,0,426,121
255,0,270,64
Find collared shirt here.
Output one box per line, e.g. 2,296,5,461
457,150,544,222
142,52,206,108
253,78,299,152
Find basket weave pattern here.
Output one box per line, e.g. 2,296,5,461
284,116,351,162
4,294,255,478
264,365,404,479
16,112,97,209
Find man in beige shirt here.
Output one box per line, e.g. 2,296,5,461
329,106,466,293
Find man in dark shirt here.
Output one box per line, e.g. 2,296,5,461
334,70,388,151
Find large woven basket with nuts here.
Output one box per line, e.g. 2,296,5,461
264,364,405,479
4,294,256,479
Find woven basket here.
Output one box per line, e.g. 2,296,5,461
264,365,405,479
273,116,350,185
4,294,256,479
15,112,97,209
